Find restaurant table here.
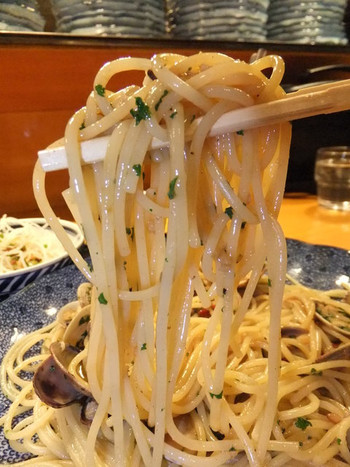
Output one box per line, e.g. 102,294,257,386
279,194,350,251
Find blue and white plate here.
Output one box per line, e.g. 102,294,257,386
0,239,350,463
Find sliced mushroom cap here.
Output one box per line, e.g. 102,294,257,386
281,326,308,338
316,342,350,363
33,341,91,408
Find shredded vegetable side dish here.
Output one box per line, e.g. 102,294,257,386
0,215,67,273
1,52,350,466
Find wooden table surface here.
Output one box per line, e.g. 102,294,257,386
279,194,350,251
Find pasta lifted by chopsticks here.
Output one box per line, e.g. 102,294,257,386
1,52,350,467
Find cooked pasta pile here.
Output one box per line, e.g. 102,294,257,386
0,215,67,273
1,52,350,466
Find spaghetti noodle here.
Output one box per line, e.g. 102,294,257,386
1,52,350,466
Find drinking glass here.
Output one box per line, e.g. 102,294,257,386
314,146,350,211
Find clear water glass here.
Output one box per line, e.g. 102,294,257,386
314,146,350,211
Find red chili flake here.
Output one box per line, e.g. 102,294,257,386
198,308,211,318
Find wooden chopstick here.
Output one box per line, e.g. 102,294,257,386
38,79,350,172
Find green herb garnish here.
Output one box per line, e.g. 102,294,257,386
236,129,244,136
98,292,108,305
130,97,151,125
155,89,169,111
132,164,142,177
295,417,312,431
95,84,105,97
168,176,178,200
224,206,234,219
141,343,147,351
209,390,223,399
311,367,323,376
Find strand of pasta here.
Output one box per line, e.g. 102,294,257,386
64,105,125,464
32,161,93,282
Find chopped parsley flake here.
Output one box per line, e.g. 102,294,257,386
295,417,312,431
236,129,244,136
98,292,108,305
337,438,342,445
155,89,169,111
209,390,223,399
79,121,85,130
267,278,272,287
224,206,234,219
311,367,323,376
132,164,142,177
130,97,151,125
141,342,147,350
95,84,105,97
168,176,178,200
170,110,177,119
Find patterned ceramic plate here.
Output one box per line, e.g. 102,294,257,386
0,240,350,463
